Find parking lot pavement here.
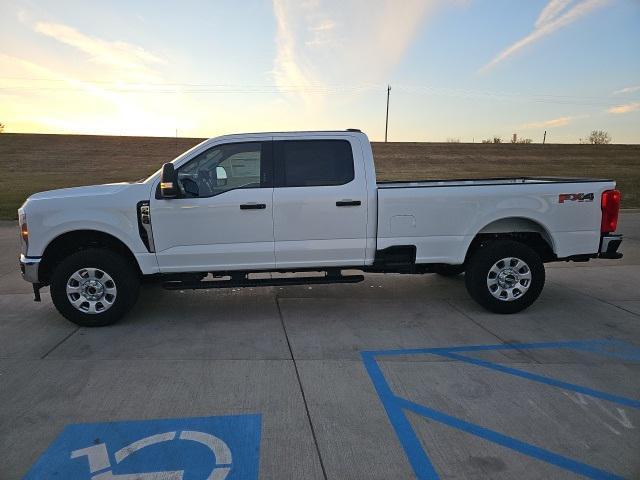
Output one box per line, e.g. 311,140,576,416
1,213,638,479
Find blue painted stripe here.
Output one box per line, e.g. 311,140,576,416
362,339,614,357
361,352,440,480
362,340,640,480
435,351,640,409
396,397,625,480
570,339,640,362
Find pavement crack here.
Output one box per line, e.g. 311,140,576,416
446,300,542,364
40,326,79,359
549,280,640,317
547,279,640,319
275,297,328,480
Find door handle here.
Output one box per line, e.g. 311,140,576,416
336,200,361,207
240,203,266,210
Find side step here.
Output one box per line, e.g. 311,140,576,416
162,273,365,291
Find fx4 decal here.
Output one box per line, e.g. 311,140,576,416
558,192,594,203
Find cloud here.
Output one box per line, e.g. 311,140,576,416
480,0,609,72
271,0,452,104
34,21,166,74
535,0,573,27
311,20,336,31
272,0,320,104
306,20,337,46
17,9,30,24
608,102,640,114
6,14,301,137
0,52,122,104
613,85,640,95
0,17,185,137
521,115,576,129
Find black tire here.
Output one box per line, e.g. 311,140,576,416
465,239,545,314
433,264,465,277
50,248,140,326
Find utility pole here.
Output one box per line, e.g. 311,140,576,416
385,84,391,143
543,130,547,145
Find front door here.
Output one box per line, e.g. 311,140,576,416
151,141,275,272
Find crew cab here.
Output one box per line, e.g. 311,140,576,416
18,130,623,326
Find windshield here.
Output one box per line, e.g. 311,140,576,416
138,139,210,183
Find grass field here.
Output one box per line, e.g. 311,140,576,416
1,133,639,220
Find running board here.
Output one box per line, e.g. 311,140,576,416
162,274,365,290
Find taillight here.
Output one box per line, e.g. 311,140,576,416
601,189,621,233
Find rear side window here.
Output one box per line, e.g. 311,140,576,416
278,140,354,187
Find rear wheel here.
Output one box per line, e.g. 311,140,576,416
465,240,545,314
50,248,140,326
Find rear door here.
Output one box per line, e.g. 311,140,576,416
272,137,368,268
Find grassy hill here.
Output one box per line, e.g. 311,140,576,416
1,133,638,219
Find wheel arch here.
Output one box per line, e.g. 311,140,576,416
465,217,556,263
39,229,142,284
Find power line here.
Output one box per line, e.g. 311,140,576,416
392,84,639,106
0,76,376,88
0,77,636,106
0,76,632,99
0,77,378,93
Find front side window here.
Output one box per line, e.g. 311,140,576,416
279,140,354,187
177,142,264,197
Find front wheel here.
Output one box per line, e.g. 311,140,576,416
50,248,140,326
465,240,545,314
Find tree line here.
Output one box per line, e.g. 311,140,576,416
0,122,614,144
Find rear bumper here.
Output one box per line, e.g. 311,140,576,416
599,234,623,259
19,254,41,283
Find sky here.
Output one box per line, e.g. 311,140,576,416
0,0,639,143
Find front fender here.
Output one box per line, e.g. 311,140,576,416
29,208,146,257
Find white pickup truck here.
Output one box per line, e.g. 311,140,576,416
19,130,623,326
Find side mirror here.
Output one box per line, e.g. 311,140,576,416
160,163,178,198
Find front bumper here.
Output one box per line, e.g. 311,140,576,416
599,234,623,259
19,254,41,283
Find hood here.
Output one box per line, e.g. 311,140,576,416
26,183,135,201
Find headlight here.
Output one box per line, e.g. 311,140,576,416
21,222,28,241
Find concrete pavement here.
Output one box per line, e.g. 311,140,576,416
0,214,638,479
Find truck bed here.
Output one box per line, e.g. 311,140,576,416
376,176,616,265
377,176,613,189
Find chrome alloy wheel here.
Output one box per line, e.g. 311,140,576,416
486,257,532,302
66,268,117,314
